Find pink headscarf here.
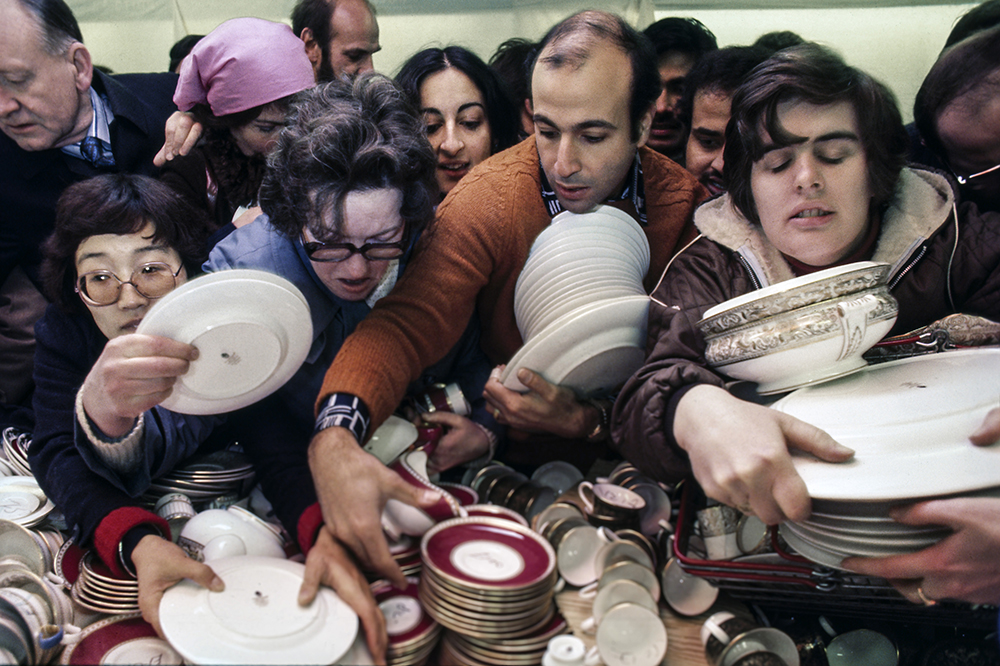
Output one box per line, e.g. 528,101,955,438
174,17,314,116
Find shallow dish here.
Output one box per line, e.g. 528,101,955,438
160,556,358,665
773,350,1000,500
136,269,312,415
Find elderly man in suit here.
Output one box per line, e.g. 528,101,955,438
0,0,177,427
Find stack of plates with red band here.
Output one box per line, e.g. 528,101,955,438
505,205,650,398
418,517,564,665
438,612,569,666
373,578,441,666
773,350,1000,569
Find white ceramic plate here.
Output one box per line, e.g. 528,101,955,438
502,296,649,398
777,525,846,570
160,556,358,665
0,478,54,527
136,270,312,415
772,349,1000,500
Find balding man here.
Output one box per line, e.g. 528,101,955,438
306,10,707,586
0,0,176,427
292,0,380,81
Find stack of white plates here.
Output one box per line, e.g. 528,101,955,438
772,349,1000,569
142,450,256,507
0,477,54,528
71,552,139,615
503,206,650,398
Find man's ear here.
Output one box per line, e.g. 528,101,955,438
635,104,655,148
300,27,322,72
69,43,92,93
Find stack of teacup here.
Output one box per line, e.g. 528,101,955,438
469,464,558,523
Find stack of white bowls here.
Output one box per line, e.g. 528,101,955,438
502,206,650,398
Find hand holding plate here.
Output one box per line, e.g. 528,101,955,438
674,384,854,525
842,496,1000,605
299,525,387,665
81,334,198,437
135,534,223,636
483,366,591,438
308,426,441,588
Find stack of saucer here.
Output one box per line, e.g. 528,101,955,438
71,552,139,615
438,613,568,666
503,206,650,398
386,535,423,579
372,578,441,666
1,429,31,477
419,517,560,656
142,450,256,507
772,349,1000,568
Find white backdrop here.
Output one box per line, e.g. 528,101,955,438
73,0,976,122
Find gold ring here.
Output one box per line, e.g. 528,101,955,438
916,586,937,606
493,408,501,420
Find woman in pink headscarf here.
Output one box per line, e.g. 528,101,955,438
160,18,314,238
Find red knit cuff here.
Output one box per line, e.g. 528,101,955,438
94,507,171,578
297,503,324,555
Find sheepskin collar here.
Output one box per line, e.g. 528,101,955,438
693,167,955,287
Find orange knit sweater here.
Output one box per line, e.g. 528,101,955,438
318,138,705,429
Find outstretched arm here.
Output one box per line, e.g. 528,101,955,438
674,384,854,525
308,426,441,588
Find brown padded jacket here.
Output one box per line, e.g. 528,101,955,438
318,138,704,433
611,167,1000,483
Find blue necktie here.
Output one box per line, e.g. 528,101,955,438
80,136,116,168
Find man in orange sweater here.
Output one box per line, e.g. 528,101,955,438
298,10,707,592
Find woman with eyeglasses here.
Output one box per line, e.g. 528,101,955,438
29,174,227,634
198,75,498,658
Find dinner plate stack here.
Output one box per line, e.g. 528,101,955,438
502,206,651,398
142,450,256,508
772,349,1000,569
1,428,32,477
71,551,140,615
372,578,441,666
418,517,563,664
438,613,569,666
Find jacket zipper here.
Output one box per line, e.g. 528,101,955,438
736,253,764,290
888,245,927,290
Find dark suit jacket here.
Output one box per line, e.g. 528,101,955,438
0,70,178,289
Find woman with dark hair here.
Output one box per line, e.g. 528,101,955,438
614,44,1000,604
203,74,499,656
395,46,520,198
160,17,314,235
29,174,226,633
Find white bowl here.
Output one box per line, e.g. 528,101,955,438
178,506,285,562
699,263,898,394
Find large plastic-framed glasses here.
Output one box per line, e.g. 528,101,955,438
953,162,1000,186
76,262,183,306
302,227,409,263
